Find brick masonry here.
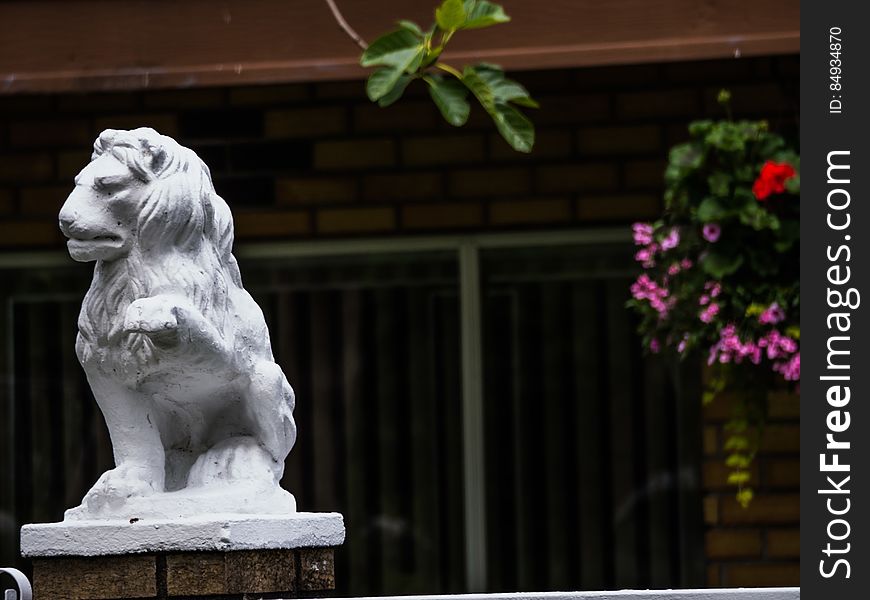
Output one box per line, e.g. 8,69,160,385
702,390,800,587
31,547,335,600
0,55,798,250
0,55,800,588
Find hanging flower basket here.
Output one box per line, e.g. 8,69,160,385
627,92,800,506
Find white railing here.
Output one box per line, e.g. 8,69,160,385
333,592,799,600
1,566,798,600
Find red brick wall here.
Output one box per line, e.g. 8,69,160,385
702,390,800,586
0,55,800,587
0,55,798,251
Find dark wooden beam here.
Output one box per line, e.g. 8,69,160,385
0,0,799,94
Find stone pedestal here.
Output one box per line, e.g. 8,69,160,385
21,513,345,600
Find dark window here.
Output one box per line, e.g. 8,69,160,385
0,238,703,594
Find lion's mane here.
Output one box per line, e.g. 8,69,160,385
78,128,243,372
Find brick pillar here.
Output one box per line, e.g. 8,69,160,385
22,513,345,600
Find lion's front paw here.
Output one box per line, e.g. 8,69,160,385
124,296,180,334
82,463,164,514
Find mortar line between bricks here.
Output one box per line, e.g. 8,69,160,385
293,549,302,598
156,553,168,600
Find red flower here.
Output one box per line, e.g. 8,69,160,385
752,160,796,200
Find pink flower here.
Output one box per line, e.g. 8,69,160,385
779,336,798,353
634,245,656,267
707,324,762,366
661,228,680,251
667,262,681,276
680,258,693,269
702,223,721,243
677,335,689,353
704,281,722,298
650,338,661,353
634,242,660,268
758,330,798,360
758,302,786,325
774,352,801,381
699,295,710,306
699,302,719,323
632,222,654,246
631,274,674,317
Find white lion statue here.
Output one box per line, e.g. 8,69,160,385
58,128,297,520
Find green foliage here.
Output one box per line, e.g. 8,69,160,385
701,252,744,279
627,91,800,507
359,0,536,152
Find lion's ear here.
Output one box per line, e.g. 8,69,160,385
146,144,167,175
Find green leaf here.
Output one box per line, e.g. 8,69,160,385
785,173,800,194
510,95,540,109
687,120,714,137
667,143,704,171
396,19,424,37
774,220,799,252
724,418,747,432
748,247,780,276
462,0,511,29
708,172,731,197
705,122,746,153
702,252,744,278
724,435,749,451
734,164,755,182
461,65,535,152
492,103,534,153
739,203,780,231
426,76,471,126
697,197,726,222
461,65,495,108
436,0,467,31
405,47,426,74
474,66,539,107
727,471,751,485
366,68,405,102
360,29,422,68
378,74,413,107
725,454,750,469
757,133,786,158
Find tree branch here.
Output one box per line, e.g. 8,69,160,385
324,0,368,50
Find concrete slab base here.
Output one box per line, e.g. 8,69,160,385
21,512,345,557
